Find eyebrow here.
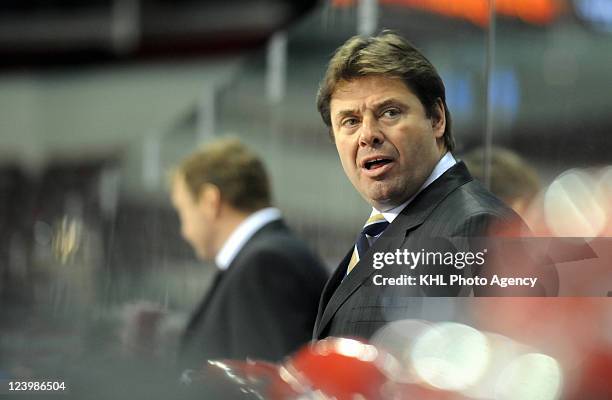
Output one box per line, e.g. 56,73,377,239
374,99,405,111
334,98,406,121
334,109,359,121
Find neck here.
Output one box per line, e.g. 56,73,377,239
212,207,251,255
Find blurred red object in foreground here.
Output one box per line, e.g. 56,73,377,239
567,350,612,400
391,383,468,400
275,337,398,399
194,332,612,399
187,359,280,399
198,338,464,399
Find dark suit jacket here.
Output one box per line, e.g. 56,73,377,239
178,219,328,369
314,161,557,341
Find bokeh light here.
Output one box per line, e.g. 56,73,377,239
371,319,432,383
461,332,534,399
411,322,490,391
544,169,606,237
495,353,563,400
595,165,612,235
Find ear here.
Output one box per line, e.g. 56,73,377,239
197,183,222,218
431,98,446,139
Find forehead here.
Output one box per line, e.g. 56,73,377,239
330,75,418,108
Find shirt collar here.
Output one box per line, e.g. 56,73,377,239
215,207,282,270
373,152,457,223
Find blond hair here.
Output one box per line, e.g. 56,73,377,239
175,138,271,212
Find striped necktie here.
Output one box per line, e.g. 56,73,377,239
347,213,390,274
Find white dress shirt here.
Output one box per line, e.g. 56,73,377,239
215,207,282,270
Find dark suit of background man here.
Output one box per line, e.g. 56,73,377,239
171,138,327,369
313,31,557,341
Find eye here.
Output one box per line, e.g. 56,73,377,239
341,117,359,128
381,107,401,119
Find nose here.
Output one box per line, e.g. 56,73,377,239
359,111,384,147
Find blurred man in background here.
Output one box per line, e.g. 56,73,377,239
462,146,541,219
171,138,327,369
313,31,555,341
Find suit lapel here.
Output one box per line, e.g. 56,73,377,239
315,161,474,338
314,219,407,338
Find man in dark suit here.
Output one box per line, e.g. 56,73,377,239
313,31,557,340
171,138,328,369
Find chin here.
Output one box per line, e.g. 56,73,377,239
365,187,402,206
362,194,391,210
195,250,210,261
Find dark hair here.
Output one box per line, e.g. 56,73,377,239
316,30,454,152
175,138,272,212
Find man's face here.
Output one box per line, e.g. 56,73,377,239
171,175,216,261
330,75,446,210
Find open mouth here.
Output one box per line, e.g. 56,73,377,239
363,158,393,170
